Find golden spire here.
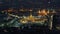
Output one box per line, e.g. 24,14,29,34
37,9,48,16
29,14,33,18
38,10,41,13
47,10,50,14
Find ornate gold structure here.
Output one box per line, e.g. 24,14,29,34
20,9,48,24
37,9,48,16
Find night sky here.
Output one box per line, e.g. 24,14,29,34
0,0,60,9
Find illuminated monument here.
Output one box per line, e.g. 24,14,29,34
1,8,56,30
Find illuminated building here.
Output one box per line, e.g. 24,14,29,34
19,11,48,24
37,9,48,16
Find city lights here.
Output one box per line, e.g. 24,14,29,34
0,7,56,30
0,0,60,33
